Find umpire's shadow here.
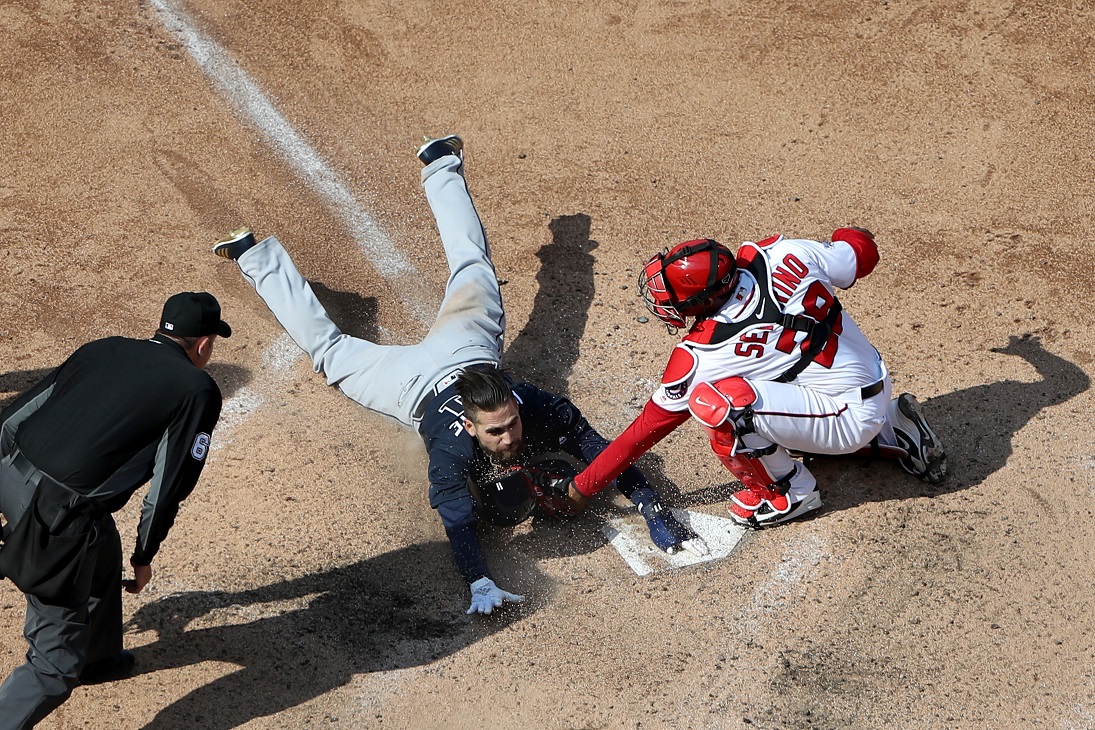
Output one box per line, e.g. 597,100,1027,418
812,333,1091,513
127,541,545,729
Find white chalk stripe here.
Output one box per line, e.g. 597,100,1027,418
149,0,437,323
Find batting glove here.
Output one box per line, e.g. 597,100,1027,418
466,577,525,615
636,494,709,558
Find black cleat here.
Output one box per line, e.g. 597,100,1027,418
212,227,257,261
78,650,135,685
416,134,463,165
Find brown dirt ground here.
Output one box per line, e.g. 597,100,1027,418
3,0,1095,728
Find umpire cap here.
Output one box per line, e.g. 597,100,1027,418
160,292,232,338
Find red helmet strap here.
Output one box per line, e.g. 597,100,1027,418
661,239,725,310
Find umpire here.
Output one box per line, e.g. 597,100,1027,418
0,291,229,729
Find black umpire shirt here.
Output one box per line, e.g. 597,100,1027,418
0,333,222,566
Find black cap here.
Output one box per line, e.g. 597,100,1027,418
160,292,232,338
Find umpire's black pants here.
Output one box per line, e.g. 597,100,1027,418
0,454,122,730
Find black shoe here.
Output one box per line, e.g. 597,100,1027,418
416,134,463,165
889,393,948,484
212,227,257,261
78,650,135,685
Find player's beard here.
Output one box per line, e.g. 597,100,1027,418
489,438,525,467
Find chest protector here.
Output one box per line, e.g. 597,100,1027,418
686,239,842,383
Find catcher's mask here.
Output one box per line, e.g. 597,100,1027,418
469,469,537,527
638,238,737,331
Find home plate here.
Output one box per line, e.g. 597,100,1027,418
601,508,749,576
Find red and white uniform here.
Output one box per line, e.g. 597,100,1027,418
575,229,899,501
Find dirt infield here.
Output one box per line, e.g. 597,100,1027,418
2,0,1094,728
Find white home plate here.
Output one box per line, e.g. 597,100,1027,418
601,508,749,576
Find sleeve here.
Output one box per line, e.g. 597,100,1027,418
425,431,493,584
573,400,691,497
830,227,879,285
131,383,222,566
0,370,59,457
436,498,492,584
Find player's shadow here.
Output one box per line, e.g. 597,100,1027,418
503,214,708,513
811,333,1091,513
310,282,380,343
198,363,252,400
127,541,545,729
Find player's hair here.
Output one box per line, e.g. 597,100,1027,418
456,365,515,421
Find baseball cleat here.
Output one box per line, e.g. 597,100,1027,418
890,393,948,484
417,134,463,165
213,227,257,261
728,488,822,528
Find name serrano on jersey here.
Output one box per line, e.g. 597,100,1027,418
691,243,843,370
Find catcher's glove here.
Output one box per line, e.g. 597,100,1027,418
521,467,582,519
469,469,537,527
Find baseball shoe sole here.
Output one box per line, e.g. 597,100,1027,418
891,393,948,484
213,227,257,261
417,134,463,165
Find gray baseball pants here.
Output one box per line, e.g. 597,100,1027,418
0,455,123,730
236,154,505,429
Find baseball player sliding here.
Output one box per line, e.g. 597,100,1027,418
561,230,947,527
212,135,706,614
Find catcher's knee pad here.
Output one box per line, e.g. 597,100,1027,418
688,377,757,428
690,377,759,455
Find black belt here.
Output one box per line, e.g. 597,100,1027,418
860,379,884,399
9,451,44,488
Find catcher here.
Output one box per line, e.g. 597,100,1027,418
561,229,947,527
212,135,707,615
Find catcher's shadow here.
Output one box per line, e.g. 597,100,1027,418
505,213,597,395
811,333,1091,513
127,541,546,729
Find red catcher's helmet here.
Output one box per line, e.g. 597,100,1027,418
638,239,738,329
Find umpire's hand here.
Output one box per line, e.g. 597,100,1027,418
122,563,152,594
466,577,524,615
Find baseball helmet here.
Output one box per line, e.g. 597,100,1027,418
638,239,738,329
469,469,538,527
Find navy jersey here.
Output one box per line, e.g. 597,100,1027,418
417,379,649,583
